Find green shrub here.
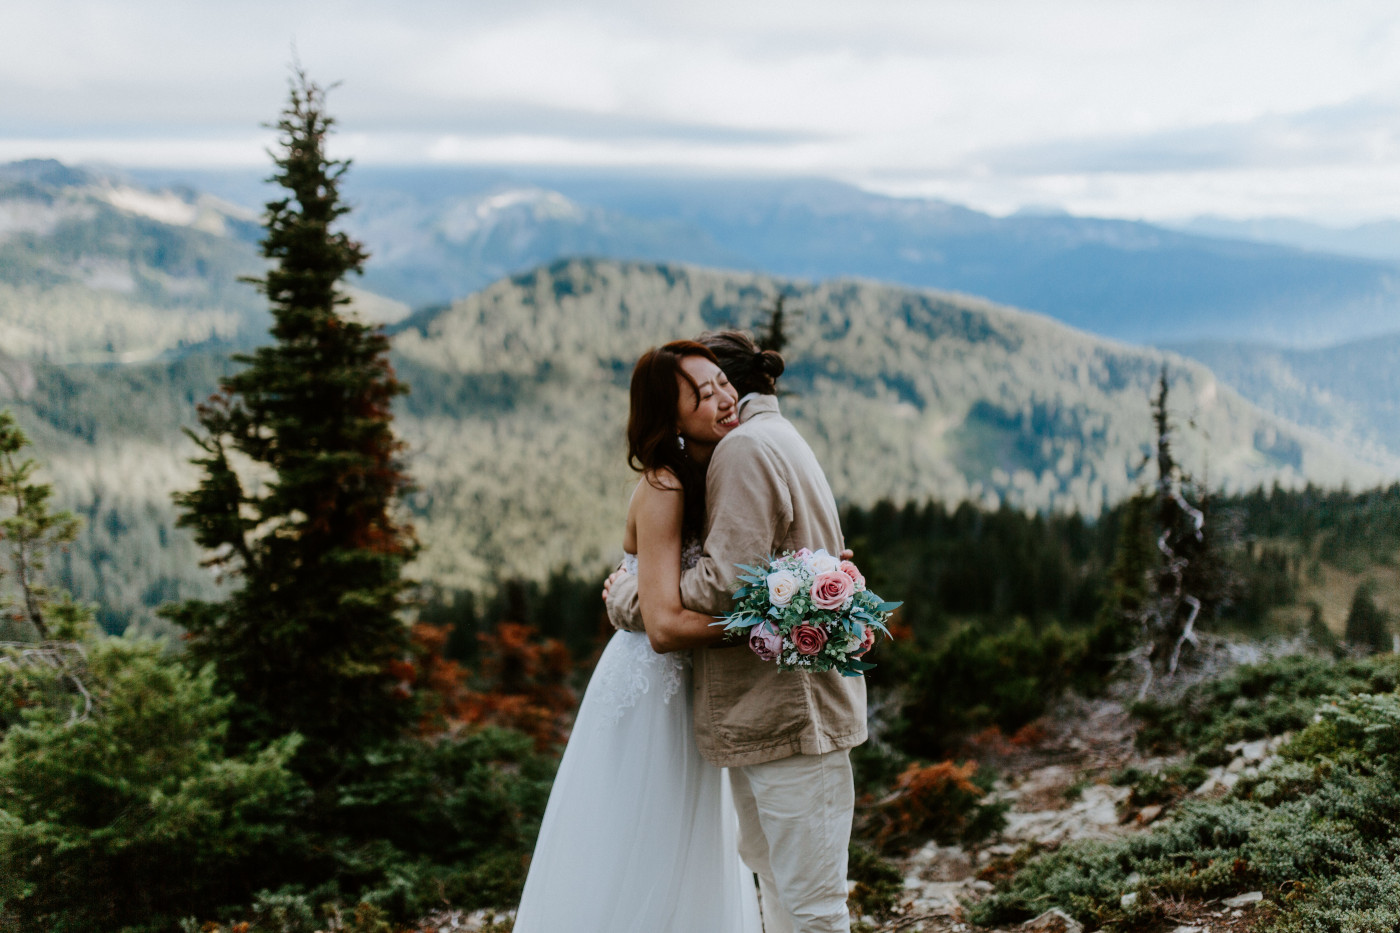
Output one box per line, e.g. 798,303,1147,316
1270,851,1400,933
872,759,1008,852
325,726,556,913
847,843,905,921
1111,761,1210,808
892,620,1113,759
1132,654,1400,756
0,636,556,931
0,638,309,932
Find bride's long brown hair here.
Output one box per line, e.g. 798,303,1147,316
627,340,716,534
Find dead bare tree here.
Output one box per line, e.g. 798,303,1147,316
1133,368,1232,699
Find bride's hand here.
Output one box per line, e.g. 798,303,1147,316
840,548,854,561
602,567,628,601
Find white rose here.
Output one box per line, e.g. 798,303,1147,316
804,549,840,576
767,569,801,607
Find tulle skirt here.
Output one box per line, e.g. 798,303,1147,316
513,631,762,932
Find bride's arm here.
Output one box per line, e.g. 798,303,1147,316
634,477,728,654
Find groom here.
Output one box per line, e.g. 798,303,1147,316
606,330,866,933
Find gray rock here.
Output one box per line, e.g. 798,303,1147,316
1222,890,1264,907
1022,907,1084,933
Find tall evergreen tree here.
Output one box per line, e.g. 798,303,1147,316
164,72,416,770
1092,490,1153,654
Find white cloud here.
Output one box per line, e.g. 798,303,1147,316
7,0,1400,220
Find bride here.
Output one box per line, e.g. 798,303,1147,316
512,340,762,932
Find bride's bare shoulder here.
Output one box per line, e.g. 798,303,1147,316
634,467,683,496
626,470,684,536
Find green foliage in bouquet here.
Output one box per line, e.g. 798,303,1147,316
719,551,898,676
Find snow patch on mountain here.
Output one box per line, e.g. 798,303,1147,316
95,185,256,237
437,187,584,241
100,186,200,226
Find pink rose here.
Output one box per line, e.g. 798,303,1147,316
854,624,877,657
794,547,814,560
749,621,783,662
810,570,855,610
792,623,828,656
838,560,865,590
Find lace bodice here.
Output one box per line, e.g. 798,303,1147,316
590,631,688,725
597,536,702,724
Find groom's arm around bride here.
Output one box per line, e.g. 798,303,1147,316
606,332,866,933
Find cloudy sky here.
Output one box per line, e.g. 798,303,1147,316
7,0,1400,222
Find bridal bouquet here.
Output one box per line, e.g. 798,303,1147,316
715,548,900,676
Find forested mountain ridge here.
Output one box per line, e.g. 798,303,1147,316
4,258,1393,631
389,259,1389,591
1170,333,1400,467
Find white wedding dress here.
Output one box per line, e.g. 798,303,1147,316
512,551,762,932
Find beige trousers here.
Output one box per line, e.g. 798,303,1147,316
729,749,854,933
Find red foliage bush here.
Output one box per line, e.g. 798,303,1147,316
874,759,989,851
403,620,578,750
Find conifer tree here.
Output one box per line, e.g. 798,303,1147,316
0,411,81,643
1345,582,1391,654
164,72,416,770
0,410,95,729
1091,490,1153,653
757,293,791,354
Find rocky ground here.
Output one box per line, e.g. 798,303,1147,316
433,646,1294,933
847,689,1286,933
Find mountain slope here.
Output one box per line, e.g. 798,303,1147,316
6,259,1391,628
1169,334,1400,466
1169,215,1400,263
0,160,406,362
348,181,744,309
388,260,1390,591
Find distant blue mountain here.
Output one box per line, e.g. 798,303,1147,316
1168,215,1400,264
123,166,1400,347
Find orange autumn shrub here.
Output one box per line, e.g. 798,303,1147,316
458,621,577,750
874,759,1003,851
396,620,577,748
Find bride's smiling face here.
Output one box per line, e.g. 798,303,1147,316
676,355,738,449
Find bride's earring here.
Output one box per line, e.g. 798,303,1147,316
676,433,686,451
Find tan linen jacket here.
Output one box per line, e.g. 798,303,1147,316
607,394,867,768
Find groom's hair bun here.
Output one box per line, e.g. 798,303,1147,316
697,330,783,396
755,348,785,379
